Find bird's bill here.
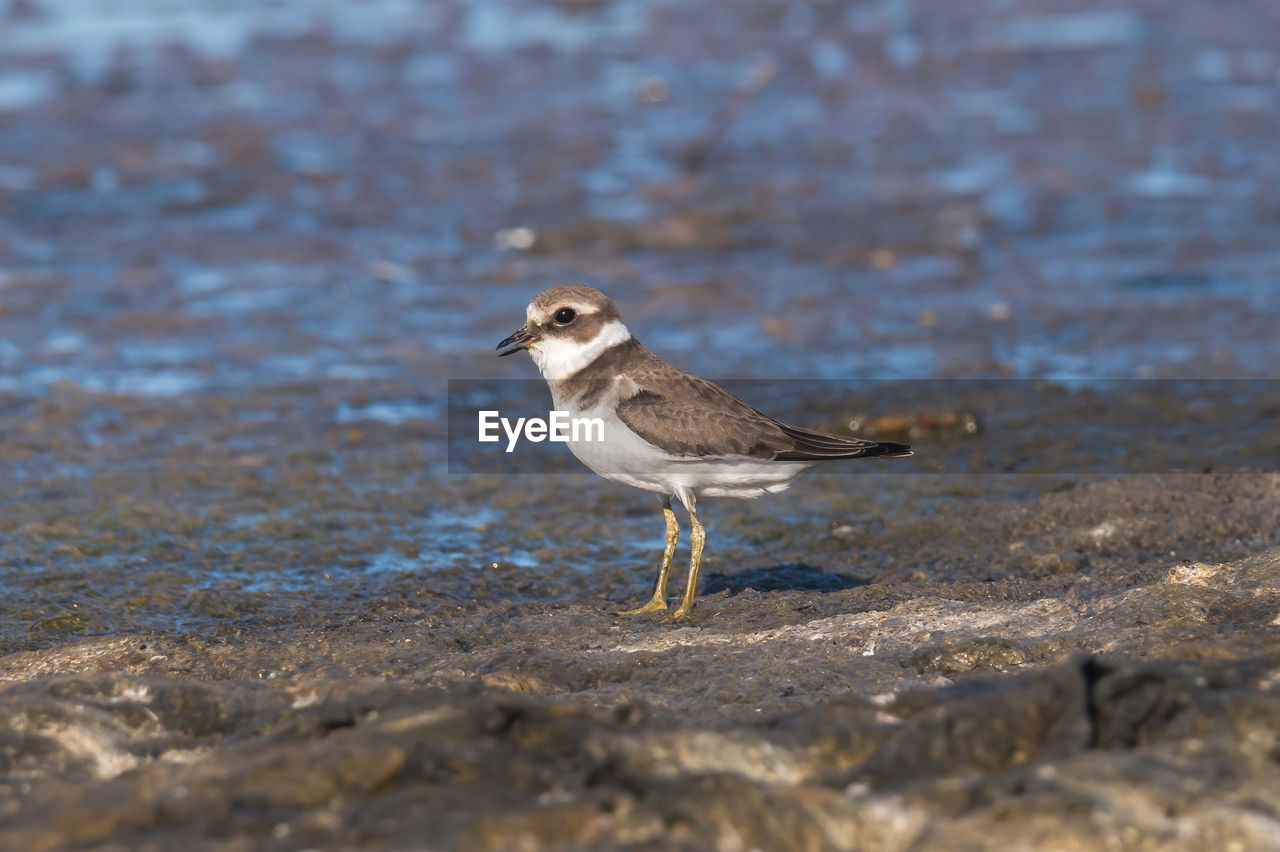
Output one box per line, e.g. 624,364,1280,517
496,324,539,357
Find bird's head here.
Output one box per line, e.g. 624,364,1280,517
496,285,632,380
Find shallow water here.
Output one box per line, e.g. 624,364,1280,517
2,0,1278,401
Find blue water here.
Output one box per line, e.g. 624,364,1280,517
1,0,1276,400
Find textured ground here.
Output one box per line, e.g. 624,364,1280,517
2,0,1279,849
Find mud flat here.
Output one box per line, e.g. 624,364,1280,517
1,381,1278,849
4,539,1280,850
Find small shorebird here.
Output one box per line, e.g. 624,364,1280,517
497,285,911,618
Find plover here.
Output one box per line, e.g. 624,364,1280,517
497,285,911,618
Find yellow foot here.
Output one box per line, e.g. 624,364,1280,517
616,598,667,615
671,603,694,620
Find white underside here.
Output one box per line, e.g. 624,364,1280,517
551,378,815,507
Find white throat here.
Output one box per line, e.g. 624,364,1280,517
529,320,631,381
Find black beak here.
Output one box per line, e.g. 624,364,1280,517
496,324,538,357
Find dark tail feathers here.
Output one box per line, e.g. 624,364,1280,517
774,424,913,462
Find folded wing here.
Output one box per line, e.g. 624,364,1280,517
614,369,911,462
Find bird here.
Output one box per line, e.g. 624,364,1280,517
496,285,911,619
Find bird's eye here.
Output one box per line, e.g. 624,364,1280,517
554,307,577,325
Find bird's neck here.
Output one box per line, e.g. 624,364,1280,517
531,320,633,382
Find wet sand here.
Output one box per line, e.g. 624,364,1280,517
2,0,1280,848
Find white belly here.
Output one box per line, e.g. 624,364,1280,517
558,399,814,500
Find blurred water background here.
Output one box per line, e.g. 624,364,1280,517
2,0,1276,401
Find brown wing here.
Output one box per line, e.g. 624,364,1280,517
614,356,912,462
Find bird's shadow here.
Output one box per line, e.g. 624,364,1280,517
701,563,868,595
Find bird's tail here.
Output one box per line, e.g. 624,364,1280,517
774,424,912,461
860,441,913,459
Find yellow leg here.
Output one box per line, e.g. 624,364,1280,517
671,510,705,619
617,502,679,615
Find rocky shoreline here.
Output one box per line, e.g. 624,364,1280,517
3,458,1279,848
